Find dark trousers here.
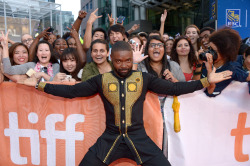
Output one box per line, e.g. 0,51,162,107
79,143,171,166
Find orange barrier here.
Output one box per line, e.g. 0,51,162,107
0,82,163,166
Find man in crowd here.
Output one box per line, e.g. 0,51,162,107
21,34,33,48
199,27,215,51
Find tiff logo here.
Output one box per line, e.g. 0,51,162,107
4,112,84,165
231,112,250,162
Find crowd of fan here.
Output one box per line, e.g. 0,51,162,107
0,8,250,159
0,8,249,98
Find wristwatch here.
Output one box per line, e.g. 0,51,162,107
35,82,39,89
196,63,202,68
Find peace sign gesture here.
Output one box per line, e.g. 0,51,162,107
0,31,9,48
108,13,115,26
88,8,102,24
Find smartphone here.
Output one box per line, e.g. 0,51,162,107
117,16,125,24
65,75,72,80
47,27,54,33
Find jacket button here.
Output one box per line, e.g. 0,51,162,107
122,120,125,124
123,134,125,137
122,106,124,110
122,93,124,97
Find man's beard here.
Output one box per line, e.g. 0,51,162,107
114,68,131,78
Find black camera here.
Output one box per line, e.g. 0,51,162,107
199,48,218,61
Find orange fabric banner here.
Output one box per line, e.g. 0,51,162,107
0,82,162,166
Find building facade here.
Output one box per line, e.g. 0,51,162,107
80,0,212,37
0,0,74,42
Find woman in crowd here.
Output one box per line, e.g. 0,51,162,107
1,42,30,82
63,32,77,48
53,47,82,82
48,33,57,45
133,35,185,157
53,38,69,60
81,39,112,81
237,47,250,72
9,43,29,65
136,35,185,82
194,28,250,97
165,37,174,59
184,24,200,53
128,35,143,53
170,36,198,81
2,34,59,82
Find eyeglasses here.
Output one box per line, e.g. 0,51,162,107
149,43,164,48
22,38,33,44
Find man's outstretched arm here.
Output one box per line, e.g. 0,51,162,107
18,76,99,99
148,68,233,96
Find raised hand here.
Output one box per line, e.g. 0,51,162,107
160,9,167,23
133,45,148,64
88,8,102,24
207,67,232,84
78,10,87,20
37,27,50,40
115,17,124,25
0,31,9,47
108,13,115,26
203,53,213,73
67,25,78,39
131,24,140,31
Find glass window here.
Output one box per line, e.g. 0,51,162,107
86,3,89,12
90,0,92,9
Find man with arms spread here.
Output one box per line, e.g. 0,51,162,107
19,41,232,166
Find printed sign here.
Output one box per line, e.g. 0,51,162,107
0,82,162,166
226,9,241,27
164,82,250,166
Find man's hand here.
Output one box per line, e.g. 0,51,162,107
78,10,87,20
207,67,232,84
17,77,38,87
88,8,102,24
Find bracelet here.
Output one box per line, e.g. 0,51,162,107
196,63,202,68
200,77,210,88
193,71,202,75
133,63,138,64
78,16,83,20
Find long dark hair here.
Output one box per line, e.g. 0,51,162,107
144,35,171,78
60,47,81,81
9,42,29,65
33,40,59,64
170,36,197,68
